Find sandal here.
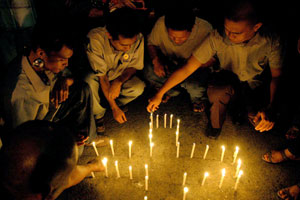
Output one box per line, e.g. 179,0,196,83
193,101,206,113
277,184,300,200
285,126,300,140
262,150,289,164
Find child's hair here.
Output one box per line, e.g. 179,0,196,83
224,0,261,25
106,7,141,40
31,22,74,55
165,6,195,32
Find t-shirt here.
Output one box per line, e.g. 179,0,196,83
148,16,212,62
86,27,144,81
193,30,283,88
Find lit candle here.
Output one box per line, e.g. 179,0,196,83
219,168,226,188
149,122,152,130
92,141,99,157
221,145,225,162
201,172,209,186
110,140,115,157
183,187,188,200
129,165,133,180
145,164,149,177
115,161,120,178
170,114,173,128
232,146,239,164
102,157,108,177
182,172,187,186
150,142,154,157
203,145,209,159
91,172,95,178
150,112,153,129
176,131,179,146
235,159,241,177
129,141,132,158
164,113,167,128
190,143,196,158
234,170,243,190
144,196,148,200
177,119,180,132
177,142,180,158
156,114,159,128
145,176,149,191
149,130,153,145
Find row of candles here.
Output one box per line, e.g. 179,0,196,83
150,113,179,129
93,138,240,162
90,113,244,199
91,151,243,200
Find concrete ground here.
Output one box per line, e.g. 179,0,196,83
57,88,300,200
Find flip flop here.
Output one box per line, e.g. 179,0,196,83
277,184,300,200
277,187,294,200
262,150,289,164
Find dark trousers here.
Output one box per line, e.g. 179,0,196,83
207,70,269,129
47,81,96,142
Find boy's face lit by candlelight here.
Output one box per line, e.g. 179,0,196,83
224,19,262,44
167,28,191,45
110,35,137,52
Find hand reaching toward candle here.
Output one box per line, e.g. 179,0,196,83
65,157,105,191
87,157,106,172
112,106,127,123
252,111,275,132
147,94,163,112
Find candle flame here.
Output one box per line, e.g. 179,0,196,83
222,168,226,176
150,142,154,147
102,157,108,165
238,170,243,177
204,172,209,177
129,165,132,170
115,160,118,166
129,141,132,145
222,145,225,150
184,187,189,193
110,140,113,145
145,164,148,169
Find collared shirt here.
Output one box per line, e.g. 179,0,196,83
193,30,283,88
86,27,144,81
147,16,213,62
10,56,56,127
